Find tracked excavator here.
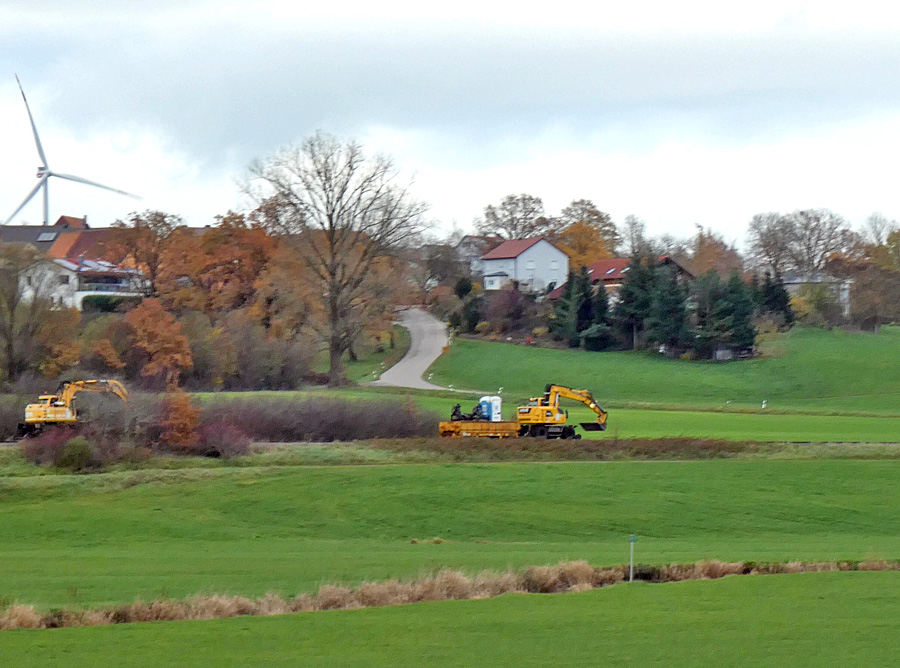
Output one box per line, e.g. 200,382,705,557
439,384,607,439
17,379,129,437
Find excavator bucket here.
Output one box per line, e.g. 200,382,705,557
580,422,606,432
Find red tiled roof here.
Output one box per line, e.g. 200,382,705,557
547,255,693,299
47,229,118,262
482,237,546,260
54,215,89,229
585,257,631,282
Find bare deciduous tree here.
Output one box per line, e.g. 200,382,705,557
746,212,794,277
474,194,552,240
247,132,428,386
861,212,899,247
786,209,853,274
747,209,854,277
621,214,652,257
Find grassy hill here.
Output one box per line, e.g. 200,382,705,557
5,572,900,667
428,327,900,415
5,459,900,609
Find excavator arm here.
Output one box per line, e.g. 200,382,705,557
545,384,608,431
57,380,129,405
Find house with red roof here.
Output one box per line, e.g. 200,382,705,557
481,237,569,293
547,255,694,301
2,217,147,311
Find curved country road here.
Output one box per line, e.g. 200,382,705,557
370,308,450,391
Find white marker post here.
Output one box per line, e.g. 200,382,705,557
629,534,636,582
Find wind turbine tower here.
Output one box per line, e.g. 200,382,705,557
5,75,140,226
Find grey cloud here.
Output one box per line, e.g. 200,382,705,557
5,20,900,170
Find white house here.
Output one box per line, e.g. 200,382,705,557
24,257,145,311
782,270,853,318
481,237,569,293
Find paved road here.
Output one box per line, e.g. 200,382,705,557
370,308,450,391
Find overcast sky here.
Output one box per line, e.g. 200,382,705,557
1,1,899,244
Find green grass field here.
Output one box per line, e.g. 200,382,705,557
4,459,900,609
5,325,900,662
429,326,900,414
4,572,900,667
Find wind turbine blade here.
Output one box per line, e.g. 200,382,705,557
4,175,48,224
51,172,142,200
15,75,49,169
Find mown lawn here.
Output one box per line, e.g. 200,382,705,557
4,460,900,609
428,326,900,414
4,572,900,667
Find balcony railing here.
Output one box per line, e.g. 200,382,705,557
77,283,141,294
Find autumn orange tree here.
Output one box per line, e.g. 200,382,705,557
108,210,186,297
157,212,277,315
123,298,193,386
687,226,744,277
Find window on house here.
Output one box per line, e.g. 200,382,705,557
550,260,558,270
58,275,69,285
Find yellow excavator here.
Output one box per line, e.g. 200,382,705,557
516,384,608,439
18,380,129,437
439,384,608,439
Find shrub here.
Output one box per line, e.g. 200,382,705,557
197,419,252,459
474,321,491,335
19,427,80,466
580,323,613,351
0,395,29,441
531,326,549,338
57,436,96,472
199,397,440,443
159,388,200,451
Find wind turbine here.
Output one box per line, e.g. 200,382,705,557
5,75,140,226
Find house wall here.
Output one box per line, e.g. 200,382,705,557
482,241,569,292
23,261,145,311
514,241,568,293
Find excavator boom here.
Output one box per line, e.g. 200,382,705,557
544,384,608,432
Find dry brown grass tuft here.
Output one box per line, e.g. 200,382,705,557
288,593,316,612
257,593,289,616
316,585,359,611
352,580,407,608
0,605,43,630
859,560,892,571
473,570,521,598
593,566,626,586
694,560,745,580
521,565,560,593
783,561,805,574
554,561,596,590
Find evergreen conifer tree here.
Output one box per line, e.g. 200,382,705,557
612,255,655,350
552,270,579,347
646,265,691,352
580,283,613,351
725,273,756,350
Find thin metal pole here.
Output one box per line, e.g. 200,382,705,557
629,535,635,582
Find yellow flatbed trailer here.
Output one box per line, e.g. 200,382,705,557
438,420,520,439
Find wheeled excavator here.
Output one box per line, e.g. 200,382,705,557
17,379,129,437
439,384,607,439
